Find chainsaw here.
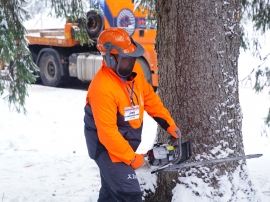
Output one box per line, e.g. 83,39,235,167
145,137,263,174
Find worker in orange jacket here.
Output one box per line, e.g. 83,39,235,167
84,27,181,202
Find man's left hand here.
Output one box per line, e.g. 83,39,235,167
167,125,181,139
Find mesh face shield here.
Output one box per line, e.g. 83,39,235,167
103,39,144,78
115,56,136,77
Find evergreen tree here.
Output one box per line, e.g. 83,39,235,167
0,0,36,113
0,0,88,113
136,0,270,126
133,0,269,200
241,0,270,126
144,0,259,200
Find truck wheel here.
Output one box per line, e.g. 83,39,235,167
137,57,152,85
39,52,62,87
86,10,104,38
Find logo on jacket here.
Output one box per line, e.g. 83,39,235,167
117,9,135,36
127,174,137,179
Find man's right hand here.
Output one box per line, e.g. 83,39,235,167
130,154,145,169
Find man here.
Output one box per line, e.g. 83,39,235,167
84,27,181,202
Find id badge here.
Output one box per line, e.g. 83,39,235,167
124,105,139,121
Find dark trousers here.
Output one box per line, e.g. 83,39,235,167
95,151,142,202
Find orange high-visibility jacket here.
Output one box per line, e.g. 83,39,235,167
85,60,175,165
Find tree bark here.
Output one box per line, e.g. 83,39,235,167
144,0,259,201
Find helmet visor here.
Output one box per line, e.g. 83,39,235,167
118,41,144,58
103,39,144,58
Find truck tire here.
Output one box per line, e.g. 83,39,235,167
137,57,152,85
39,52,63,87
86,10,104,38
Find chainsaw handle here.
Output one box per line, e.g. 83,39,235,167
171,136,182,165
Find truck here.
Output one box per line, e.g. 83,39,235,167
26,0,158,89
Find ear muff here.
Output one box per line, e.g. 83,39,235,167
103,54,117,68
103,42,117,68
108,55,117,68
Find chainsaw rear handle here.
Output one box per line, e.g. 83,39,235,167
170,136,182,165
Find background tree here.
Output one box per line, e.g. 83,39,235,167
0,0,88,113
241,0,270,127
0,0,36,113
143,0,262,201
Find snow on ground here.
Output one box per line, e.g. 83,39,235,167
0,81,269,201
0,84,158,202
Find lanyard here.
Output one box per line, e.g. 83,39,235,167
122,78,135,106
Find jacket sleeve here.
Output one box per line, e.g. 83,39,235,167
89,87,135,165
141,72,176,130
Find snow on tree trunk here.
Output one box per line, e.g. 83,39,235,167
143,0,262,201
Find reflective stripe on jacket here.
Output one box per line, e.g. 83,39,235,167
85,60,175,165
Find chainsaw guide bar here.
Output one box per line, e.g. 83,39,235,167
145,138,263,174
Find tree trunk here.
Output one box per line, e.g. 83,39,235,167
144,0,260,201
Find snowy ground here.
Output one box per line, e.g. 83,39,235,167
0,83,157,202
0,79,270,201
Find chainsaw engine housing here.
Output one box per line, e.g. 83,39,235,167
147,143,180,166
147,141,192,167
